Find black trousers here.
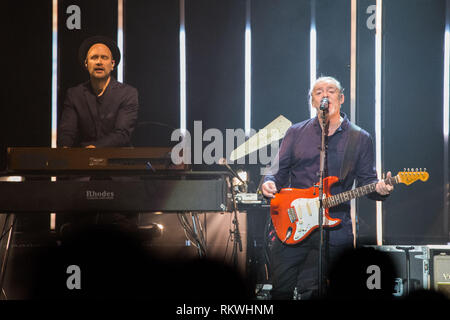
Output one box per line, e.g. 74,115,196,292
269,230,352,300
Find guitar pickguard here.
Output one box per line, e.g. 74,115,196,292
290,197,339,241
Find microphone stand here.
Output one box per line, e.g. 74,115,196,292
318,108,329,297
231,188,243,268
219,159,244,267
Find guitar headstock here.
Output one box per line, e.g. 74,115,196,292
397,168,429,186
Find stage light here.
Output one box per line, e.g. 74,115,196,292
245,0,251,137
443,2,449,235
50,0,58,231
310,0,317,118
350,0,357,123
237,169,248,183
350,0,357,246
233,169,249,193
117,0,124,82
6,176,23,182
51,0,58,148
138,223,164,239
375,0,383,245
179,0,187,136
445,26,449,139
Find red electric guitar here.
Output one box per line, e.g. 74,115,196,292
270,170,429,245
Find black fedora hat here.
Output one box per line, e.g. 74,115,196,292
78,35,121,67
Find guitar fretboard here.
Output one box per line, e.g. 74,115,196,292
323,176,398,208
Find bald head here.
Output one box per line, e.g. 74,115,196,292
84,43,115,80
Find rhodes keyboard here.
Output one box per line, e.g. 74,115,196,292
0,172,231,213
6,147,188,174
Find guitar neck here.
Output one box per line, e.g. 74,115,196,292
323,175,398,208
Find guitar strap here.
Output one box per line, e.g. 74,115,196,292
339,121,361,181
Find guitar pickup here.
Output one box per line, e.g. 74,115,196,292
287,207,298,224
306,202,312,216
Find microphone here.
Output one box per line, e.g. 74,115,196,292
218,158,247,187
319,98,329,111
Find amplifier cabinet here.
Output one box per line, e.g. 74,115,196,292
364,245,425,297
366,245,450,297
434,255,450,298
420,245,450,298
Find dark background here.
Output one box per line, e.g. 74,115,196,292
1,0,448,250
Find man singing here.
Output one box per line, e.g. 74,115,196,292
261,76,393,300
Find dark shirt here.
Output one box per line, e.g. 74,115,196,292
57,77,139,147
264,113,386,245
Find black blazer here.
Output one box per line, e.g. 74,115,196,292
57,78,139,147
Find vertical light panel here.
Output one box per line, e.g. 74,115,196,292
179,0,187,135
350,0,357,123
445,23,450,140
309,0,317,118
51,0,58,148
50,0,58,231
444,0,450,243
117,0,124,82
245,0,251,137
375,0,383,245
350,0,357,246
